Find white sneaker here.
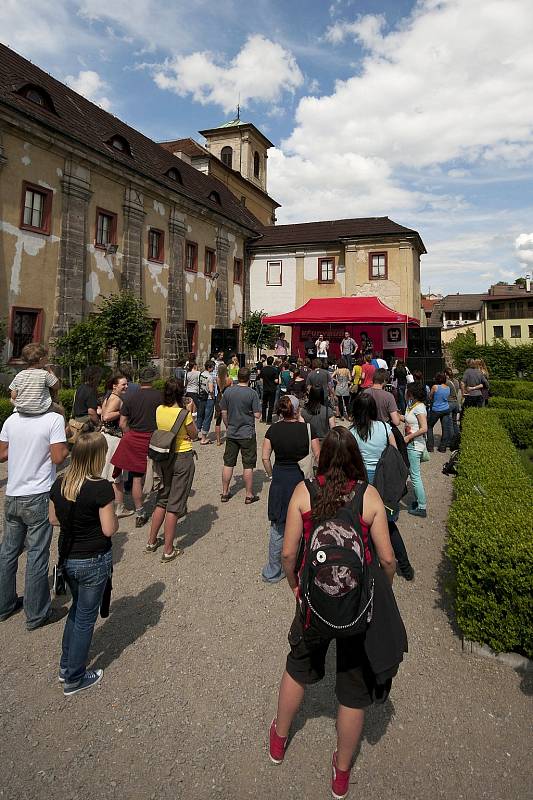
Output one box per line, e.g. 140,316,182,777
115,503,134,518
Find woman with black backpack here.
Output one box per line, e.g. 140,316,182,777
269,427,397,800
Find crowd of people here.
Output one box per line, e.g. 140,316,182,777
0,338,490,797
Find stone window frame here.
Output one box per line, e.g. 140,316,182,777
148,228,164,263
95,207,117,250
20,181,53,235
266,260,282,286
185,241,198,272
318,256,335,284
369,251,388,280
151,318,161,356
221,146,233,168
510,325,522,339
233,257,243,285
8,305,44,363
253,151,260,178
205,247,216,276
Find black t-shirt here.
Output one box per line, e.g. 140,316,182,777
261,366,279,393
73,383,99,417
394,366,407,386
121,388,162,432
50,477,114,559
265,421,310,464
301,405,334,439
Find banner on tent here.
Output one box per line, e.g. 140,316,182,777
383,324,406,349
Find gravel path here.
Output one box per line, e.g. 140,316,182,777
0,424,531,800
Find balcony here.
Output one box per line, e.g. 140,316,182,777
486,307,530,320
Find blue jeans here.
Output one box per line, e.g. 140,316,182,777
0,493,52,629
397,386,407,415
448,400,460,438
407,446,427,509
197,397,215,435
262,522,285,582
61,550,112,686
427,409,452,450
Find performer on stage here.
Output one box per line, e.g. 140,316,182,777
360,331,374,357
274,331,289,358
315,334,329,366
339,331,358,371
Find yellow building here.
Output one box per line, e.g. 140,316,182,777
0,44,261,369
481,284,533,345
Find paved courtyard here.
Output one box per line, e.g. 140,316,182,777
0,428,531,800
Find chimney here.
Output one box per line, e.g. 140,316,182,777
526,274,531,293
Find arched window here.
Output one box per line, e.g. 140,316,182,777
253,151,260,178
107,135,132,156
166,167,183,184
208,190,221,205
16,84,57,114
221,146,233,169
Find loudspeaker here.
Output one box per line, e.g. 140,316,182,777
237,353,246,368
408,328,442,357
406,356,445,385
211,328,238,361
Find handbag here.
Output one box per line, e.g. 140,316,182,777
421,447,430,462
298,423,315,479
406,367,414,384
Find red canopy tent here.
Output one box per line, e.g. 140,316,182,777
263,297,419,360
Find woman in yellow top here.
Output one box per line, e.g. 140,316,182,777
351,357,363,393
228,355,240,383
146,378,197,562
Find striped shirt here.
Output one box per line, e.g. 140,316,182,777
9,368,58,415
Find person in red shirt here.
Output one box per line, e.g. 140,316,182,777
360,355,376,389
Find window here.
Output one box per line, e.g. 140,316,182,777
529,325,533,339
369,252,388,280
185,241,198,272
186,321,197,353
208,190,221,205
318,257,335,284
107,135,132,156
205,248,216,276
266,260,282,286
493,326,504,338
20,182,52,234
510,325,521,338
148,228,164,262
253,151,260,178
240,196,246,206
95,208,117,249
221,146,233,168
16,84,56,114
151,319,161,357
166,167,182,184
234,258,243,285
9,307,43,360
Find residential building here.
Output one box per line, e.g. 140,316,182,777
429,294,484,343
481,282,533,345
0,43,261,369
248,218,427,323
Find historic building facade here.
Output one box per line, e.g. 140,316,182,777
0,44,262,369
248,218,426,323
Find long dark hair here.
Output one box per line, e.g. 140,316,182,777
350,392,378,442
304,385,323,415
163,378,185,407
313,427,366,521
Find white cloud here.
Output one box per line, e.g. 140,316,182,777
325,13,386,47
65,70,111,110
515,233,533,266
153,35,303,113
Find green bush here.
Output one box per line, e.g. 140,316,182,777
446,408,533,656
490,380,533,401
447,331,533,379
58,388,75,419
496,409,533,449
488,396,533,411
0,398,12,427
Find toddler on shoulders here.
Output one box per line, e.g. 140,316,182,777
9,343,60,415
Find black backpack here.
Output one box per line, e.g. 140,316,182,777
373,422,409,516
298,480,374,638
198,372,210,401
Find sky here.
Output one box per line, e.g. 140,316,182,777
2,0,533,296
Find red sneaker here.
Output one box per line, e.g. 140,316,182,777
269,719,288,764
331,751,351,799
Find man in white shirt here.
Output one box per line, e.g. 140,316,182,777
0,411,68,629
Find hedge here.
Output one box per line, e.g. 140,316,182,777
489,380,533,401
446,408,533,656
447,331,533,379
496,409,533,450
0,398,11,427
488,396,533,411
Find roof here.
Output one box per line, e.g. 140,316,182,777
263,297,420,326
199,119,274,149
421,297,438,312
0,44,262,235
158,138,209,159
482,289,533,301
438,294,484,311
250,217,426,253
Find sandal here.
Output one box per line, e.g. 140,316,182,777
161,548,182,563
145,539,163,553
200,440,212,445
220,493,232,503
245,495,260,505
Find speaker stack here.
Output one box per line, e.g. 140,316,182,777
211,328,238,362
407,328,444,383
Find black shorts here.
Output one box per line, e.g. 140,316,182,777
285,610,376,709
223,437,257,469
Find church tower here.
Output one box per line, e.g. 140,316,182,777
199,115,273,194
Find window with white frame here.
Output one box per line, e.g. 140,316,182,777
266,260,282,286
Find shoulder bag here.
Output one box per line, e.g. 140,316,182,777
148,407,189,462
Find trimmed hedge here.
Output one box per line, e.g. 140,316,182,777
496,409,533,450
488,396,533,411
447,408,533,656
0,398,11,427
490,380,533,401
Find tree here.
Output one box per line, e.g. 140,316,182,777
98,293,153,368
514,277,527,286
242,310,278,358
54,316,107,384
